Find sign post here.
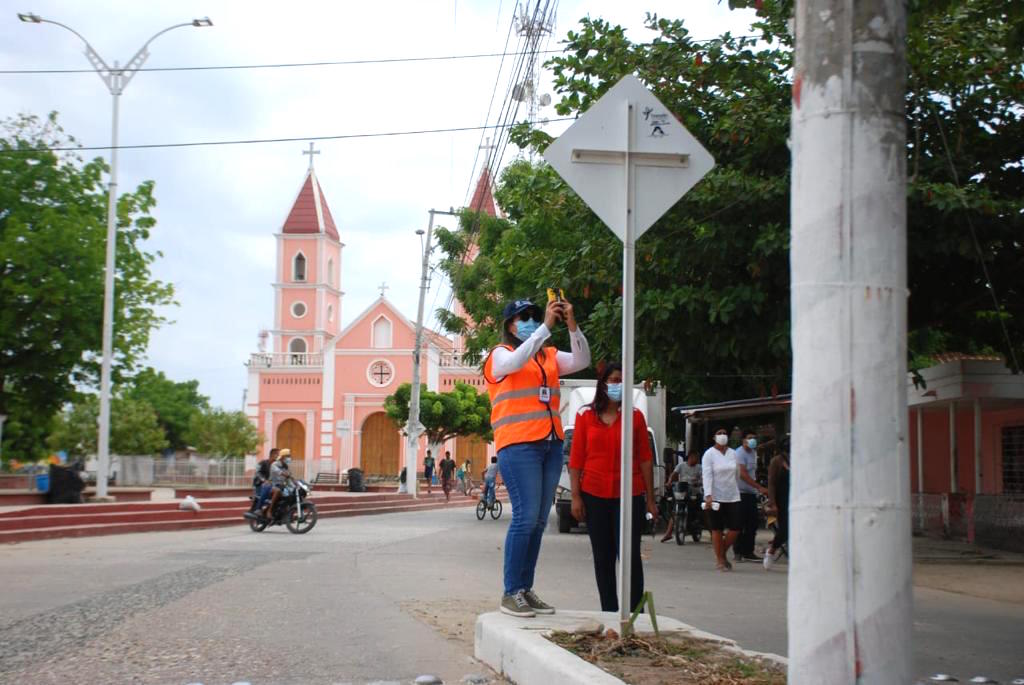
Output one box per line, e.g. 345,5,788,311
544,75,714,635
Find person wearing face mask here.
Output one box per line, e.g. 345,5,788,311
734,431,770,562
483,297,590,618
702,429,763,571
568,362,656,612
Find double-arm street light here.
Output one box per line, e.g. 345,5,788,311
18,12,213,498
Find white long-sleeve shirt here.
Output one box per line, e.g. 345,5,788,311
489,323,591,378
702,446,741,504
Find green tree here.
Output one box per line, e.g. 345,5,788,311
48,395,169,457
186,409,262,457
384,382,493,446
437,1,1023,408
126,368,209,450
0,113,176,460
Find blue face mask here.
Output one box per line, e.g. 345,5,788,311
746,438,757,449
515,319,539,341
606,383,623,402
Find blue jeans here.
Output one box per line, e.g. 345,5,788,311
258,482,272,507
483,476,496,505
498,438,563,596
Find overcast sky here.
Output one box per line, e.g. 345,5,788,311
1,1,756,410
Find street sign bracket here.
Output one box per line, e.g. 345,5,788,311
572,149,690,168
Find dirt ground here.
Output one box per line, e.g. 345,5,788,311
913,563,1024,604
548,630,786,685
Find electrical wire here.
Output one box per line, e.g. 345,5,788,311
0,119,574,154
0,49,566,75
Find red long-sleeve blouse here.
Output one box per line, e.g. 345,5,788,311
569,406,652,499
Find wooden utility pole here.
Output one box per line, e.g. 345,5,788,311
789,1,911,682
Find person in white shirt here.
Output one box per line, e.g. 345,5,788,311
702,428,765,571
660,450,702,543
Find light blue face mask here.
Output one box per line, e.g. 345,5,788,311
606,383,623,402
747,438,758,449
515,319,540,341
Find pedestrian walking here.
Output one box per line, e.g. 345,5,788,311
734,431,768,562
439,451,456,502
462,458,474,494
763,447,790,571
702,429,765,571
423,449,435,495
482,296,590,618
568,362,656,613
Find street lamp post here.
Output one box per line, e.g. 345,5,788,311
405,208,458,499
18,12,213,499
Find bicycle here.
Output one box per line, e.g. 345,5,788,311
475,493,502,520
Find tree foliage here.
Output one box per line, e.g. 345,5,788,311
186,409,263,457
437,1,1023,407
126,367,209,450
384,382,493,446
0,113,176,459
48,395,169,457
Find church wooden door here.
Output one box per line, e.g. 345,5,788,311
455,435,488,476
276,419,305,459
360,412,400,476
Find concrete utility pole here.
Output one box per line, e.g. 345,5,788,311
406,209,458,498
789,1,910,682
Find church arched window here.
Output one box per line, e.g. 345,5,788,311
372,316,392,349
327,304,334,323
327,258,335,287
293,252,306,282
289,337,307,364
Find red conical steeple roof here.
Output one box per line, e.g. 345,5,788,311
468,168,499,217
282,169,340,241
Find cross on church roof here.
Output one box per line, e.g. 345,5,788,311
377,282,389,298
303,141,321,171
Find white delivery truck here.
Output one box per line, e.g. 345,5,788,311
553,379,668,533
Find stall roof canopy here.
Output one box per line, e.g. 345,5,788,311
673,395,792,422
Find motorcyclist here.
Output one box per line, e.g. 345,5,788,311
661,450,703,542
253,448,278,511
261,448,291,520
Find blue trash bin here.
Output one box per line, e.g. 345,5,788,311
35,473,50,493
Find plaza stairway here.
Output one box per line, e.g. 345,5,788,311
0,489,501,544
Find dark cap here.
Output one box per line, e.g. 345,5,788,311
501,299,540,321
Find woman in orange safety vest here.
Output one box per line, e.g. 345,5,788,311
483,297,590,618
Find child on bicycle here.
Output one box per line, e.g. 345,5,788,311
482,456,499,507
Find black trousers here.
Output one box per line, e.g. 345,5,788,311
582,492,645,613
735,492,759,556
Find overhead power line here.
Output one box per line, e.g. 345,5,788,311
0,49,566,75
0,35,762,76
0,119,575,154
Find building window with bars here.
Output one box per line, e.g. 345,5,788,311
1002,425,1024,494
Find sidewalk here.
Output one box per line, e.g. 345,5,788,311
912,535,1024,605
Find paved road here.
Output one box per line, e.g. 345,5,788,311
1,506,1021,684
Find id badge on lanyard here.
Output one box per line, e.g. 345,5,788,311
538,386,551,404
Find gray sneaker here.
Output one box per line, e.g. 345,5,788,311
523,590,555,614
500,591,535,618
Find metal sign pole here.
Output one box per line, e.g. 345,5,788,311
618,100,636,636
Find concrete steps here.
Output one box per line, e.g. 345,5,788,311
0,490,503,544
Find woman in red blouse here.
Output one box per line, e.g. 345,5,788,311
568,363,657,612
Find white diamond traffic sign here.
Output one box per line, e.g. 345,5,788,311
543,74,715,241
541,74,715,637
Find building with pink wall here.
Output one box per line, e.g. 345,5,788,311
245,159,495,480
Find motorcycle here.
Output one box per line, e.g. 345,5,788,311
672,481,704,545
244,477,318,534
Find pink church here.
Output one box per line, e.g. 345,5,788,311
244,159,497,479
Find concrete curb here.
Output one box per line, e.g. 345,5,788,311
475,610,786,685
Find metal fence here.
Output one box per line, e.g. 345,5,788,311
118,455,250,487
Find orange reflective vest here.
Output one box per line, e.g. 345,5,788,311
483,344,563,452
